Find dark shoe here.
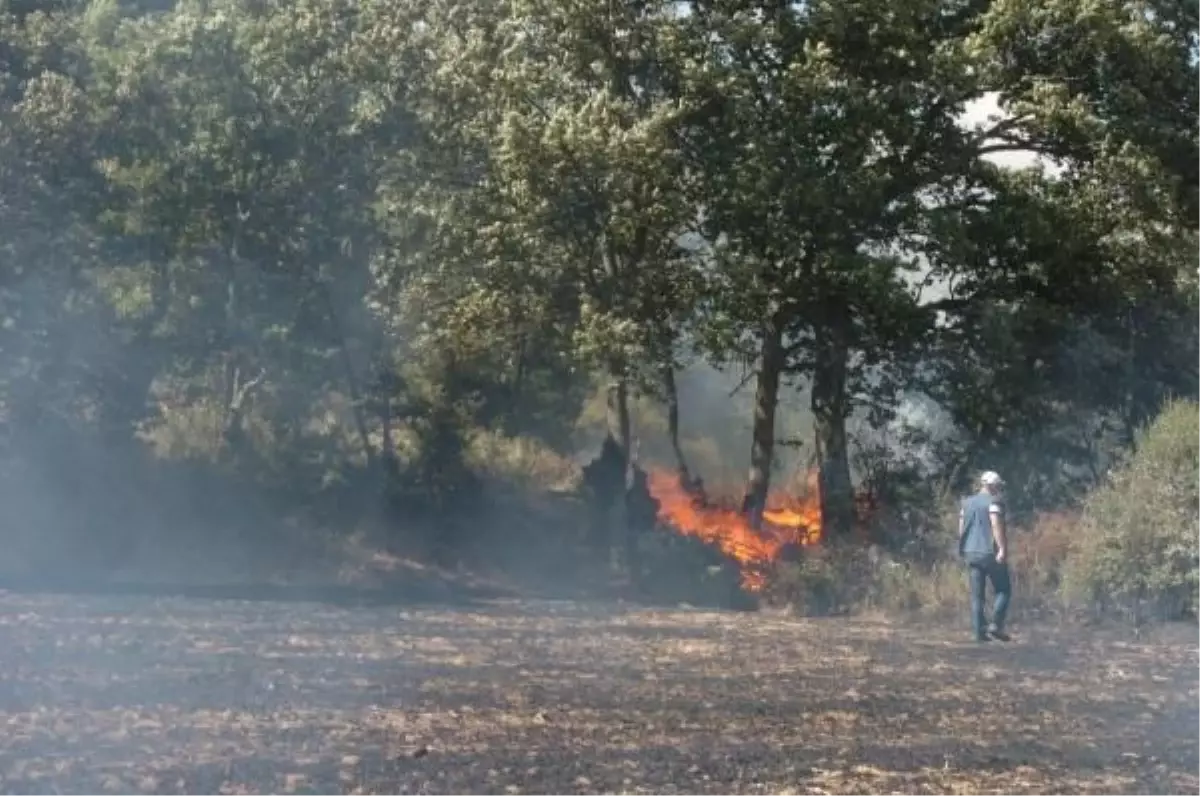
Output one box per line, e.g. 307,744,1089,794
974,633,991,643
988,624,1011,642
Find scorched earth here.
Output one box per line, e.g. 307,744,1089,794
0,591,1195,794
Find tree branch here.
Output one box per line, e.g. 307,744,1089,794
969,113,1034,143
727,365,757,397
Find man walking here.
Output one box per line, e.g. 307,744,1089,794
958,471,1012,642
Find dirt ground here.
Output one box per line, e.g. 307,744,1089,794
0,591,1195,795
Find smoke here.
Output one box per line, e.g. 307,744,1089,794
0,3,377,590
610,361,817,496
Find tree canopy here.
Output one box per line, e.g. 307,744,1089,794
0,0,1194,566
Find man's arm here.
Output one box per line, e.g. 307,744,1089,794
989,503,1007,563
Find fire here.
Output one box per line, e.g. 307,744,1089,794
647,469,822,591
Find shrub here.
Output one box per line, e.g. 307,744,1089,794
762,543,873,616
1011,510,1077,616
761,514,1075,622
765,554,841,616
866,558,966,617
1062,399,1199,622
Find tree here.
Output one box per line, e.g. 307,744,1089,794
677,0,1198,533
918,162,1197,511
78,0,424,473
916,0,1199,505
418,0,699,554
675,0,986,533
0,0,107,452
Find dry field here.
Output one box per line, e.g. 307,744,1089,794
0,590,1195,795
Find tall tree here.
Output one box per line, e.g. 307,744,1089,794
678,0,1198,533
80,0,422,469
0,0,107,451
677,0,981,533
421,0,698,551
917,0,1199,502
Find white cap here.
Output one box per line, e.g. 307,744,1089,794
980,471,1004,487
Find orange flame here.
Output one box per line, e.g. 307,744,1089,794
647,469,822,591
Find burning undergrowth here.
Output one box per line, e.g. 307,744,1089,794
646,469,823,592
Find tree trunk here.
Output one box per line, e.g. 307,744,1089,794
508,334,527,433
607,368,635,572
742,315,785,528
220,355,242,454
661,362,693,484
378,363,399,479
99,256,170,448
221,359,266,457
811,305,854,539
607,374,633,473
321,285,377,470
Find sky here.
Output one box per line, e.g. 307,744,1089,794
959,92,1060,173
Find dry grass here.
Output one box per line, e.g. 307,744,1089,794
0,591,1194,794
904,514,1081,620
466,431,581,493
764,513,1098,621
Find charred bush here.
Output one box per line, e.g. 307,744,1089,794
636,528,756,610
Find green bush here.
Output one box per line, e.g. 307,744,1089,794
1062,399,1199,622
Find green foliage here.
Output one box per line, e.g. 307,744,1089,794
1062,400,1200,621
0,0,1195,589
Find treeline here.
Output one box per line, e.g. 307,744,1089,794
1,0,1196,560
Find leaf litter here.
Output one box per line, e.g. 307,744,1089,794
0,593,1194,794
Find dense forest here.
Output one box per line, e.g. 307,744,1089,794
1,0,1196,608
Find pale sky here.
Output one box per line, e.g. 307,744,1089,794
959,92,1061,173
909,91,1064,308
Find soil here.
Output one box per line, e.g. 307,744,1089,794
0,590,1195,794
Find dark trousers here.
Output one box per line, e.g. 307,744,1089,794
966,554,1011,638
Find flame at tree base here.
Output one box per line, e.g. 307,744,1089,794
646,470,822,592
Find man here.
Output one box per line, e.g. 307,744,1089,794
958,471,1012,642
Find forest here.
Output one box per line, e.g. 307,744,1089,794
2,0,1197,617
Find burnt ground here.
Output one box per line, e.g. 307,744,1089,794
0,591,1195,795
